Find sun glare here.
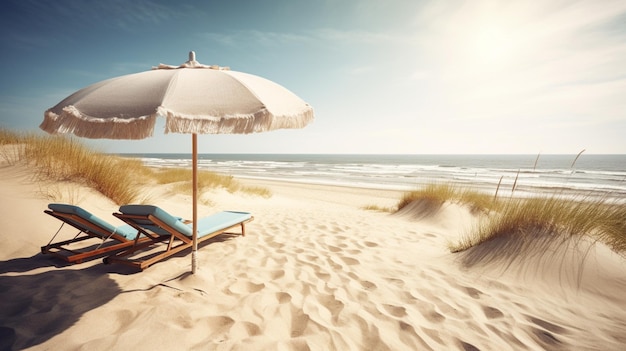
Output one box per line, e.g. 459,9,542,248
473,25,513,64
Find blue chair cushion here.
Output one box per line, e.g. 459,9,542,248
196,211,252,238
119,205,192,236
48,203,139,240
119,205,251,238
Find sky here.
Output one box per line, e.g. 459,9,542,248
1,0,625,154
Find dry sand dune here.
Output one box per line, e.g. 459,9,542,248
1,164,625,351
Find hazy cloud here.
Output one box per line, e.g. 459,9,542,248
401,0,626,126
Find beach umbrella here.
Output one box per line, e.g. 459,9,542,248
41,51,314,273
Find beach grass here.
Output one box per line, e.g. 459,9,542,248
0,128,270,204
0,128,21,145
151,168,271,197
1,130,144,204
153,168,235,191
398,181,626,257
450,196,626,253
398,183,498,213
398,148,624,258
362,204,395,213
235,185,273,198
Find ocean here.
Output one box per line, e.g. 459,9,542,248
118,154,626,201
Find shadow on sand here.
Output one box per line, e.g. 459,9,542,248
0,233,243,350
0,254,122,351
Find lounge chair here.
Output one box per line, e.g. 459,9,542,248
41,204,161,263
105,205,253,270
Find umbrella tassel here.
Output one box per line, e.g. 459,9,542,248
42,109,157,140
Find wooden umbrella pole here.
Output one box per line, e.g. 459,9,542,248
192,133,198,274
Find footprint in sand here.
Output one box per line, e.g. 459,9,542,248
303,254,320,263
382,304,407,318
458,340,481,351
276,292,292,304
414,300,446,323
363,241,378,247
204,316,235,335
315,271,331,282
425,310,446,323
327,245,342,253
327,257,344,270
531,327,561,347
228,281,265,295
360,280,377,290
340,256,360,266
482,306,504,319
421,327,445,345
289,306,310,338
270,270,285,280
304,294,345,327
347,272,360,280
230,321,261,339
464,286,483,299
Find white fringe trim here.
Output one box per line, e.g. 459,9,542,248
41,105,314,139
40,106,156,140
162,106,315,135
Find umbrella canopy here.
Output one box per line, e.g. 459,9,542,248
42,52,313,139
41,52,314,273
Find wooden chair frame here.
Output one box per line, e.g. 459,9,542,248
42,209,156,263
105,211,253,270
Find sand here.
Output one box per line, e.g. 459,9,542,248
1,163,625,351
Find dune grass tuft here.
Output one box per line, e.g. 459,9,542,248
149,166,272,197
362,204,395,213
1,128,271,204
398,179,626,254
0,128,21,145
2,129,144,204
397,180,626,258
152,168,237,193
450,196,624,251
236,185,273,198
398,183,498,213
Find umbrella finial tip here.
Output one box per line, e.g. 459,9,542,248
189,51,196,61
